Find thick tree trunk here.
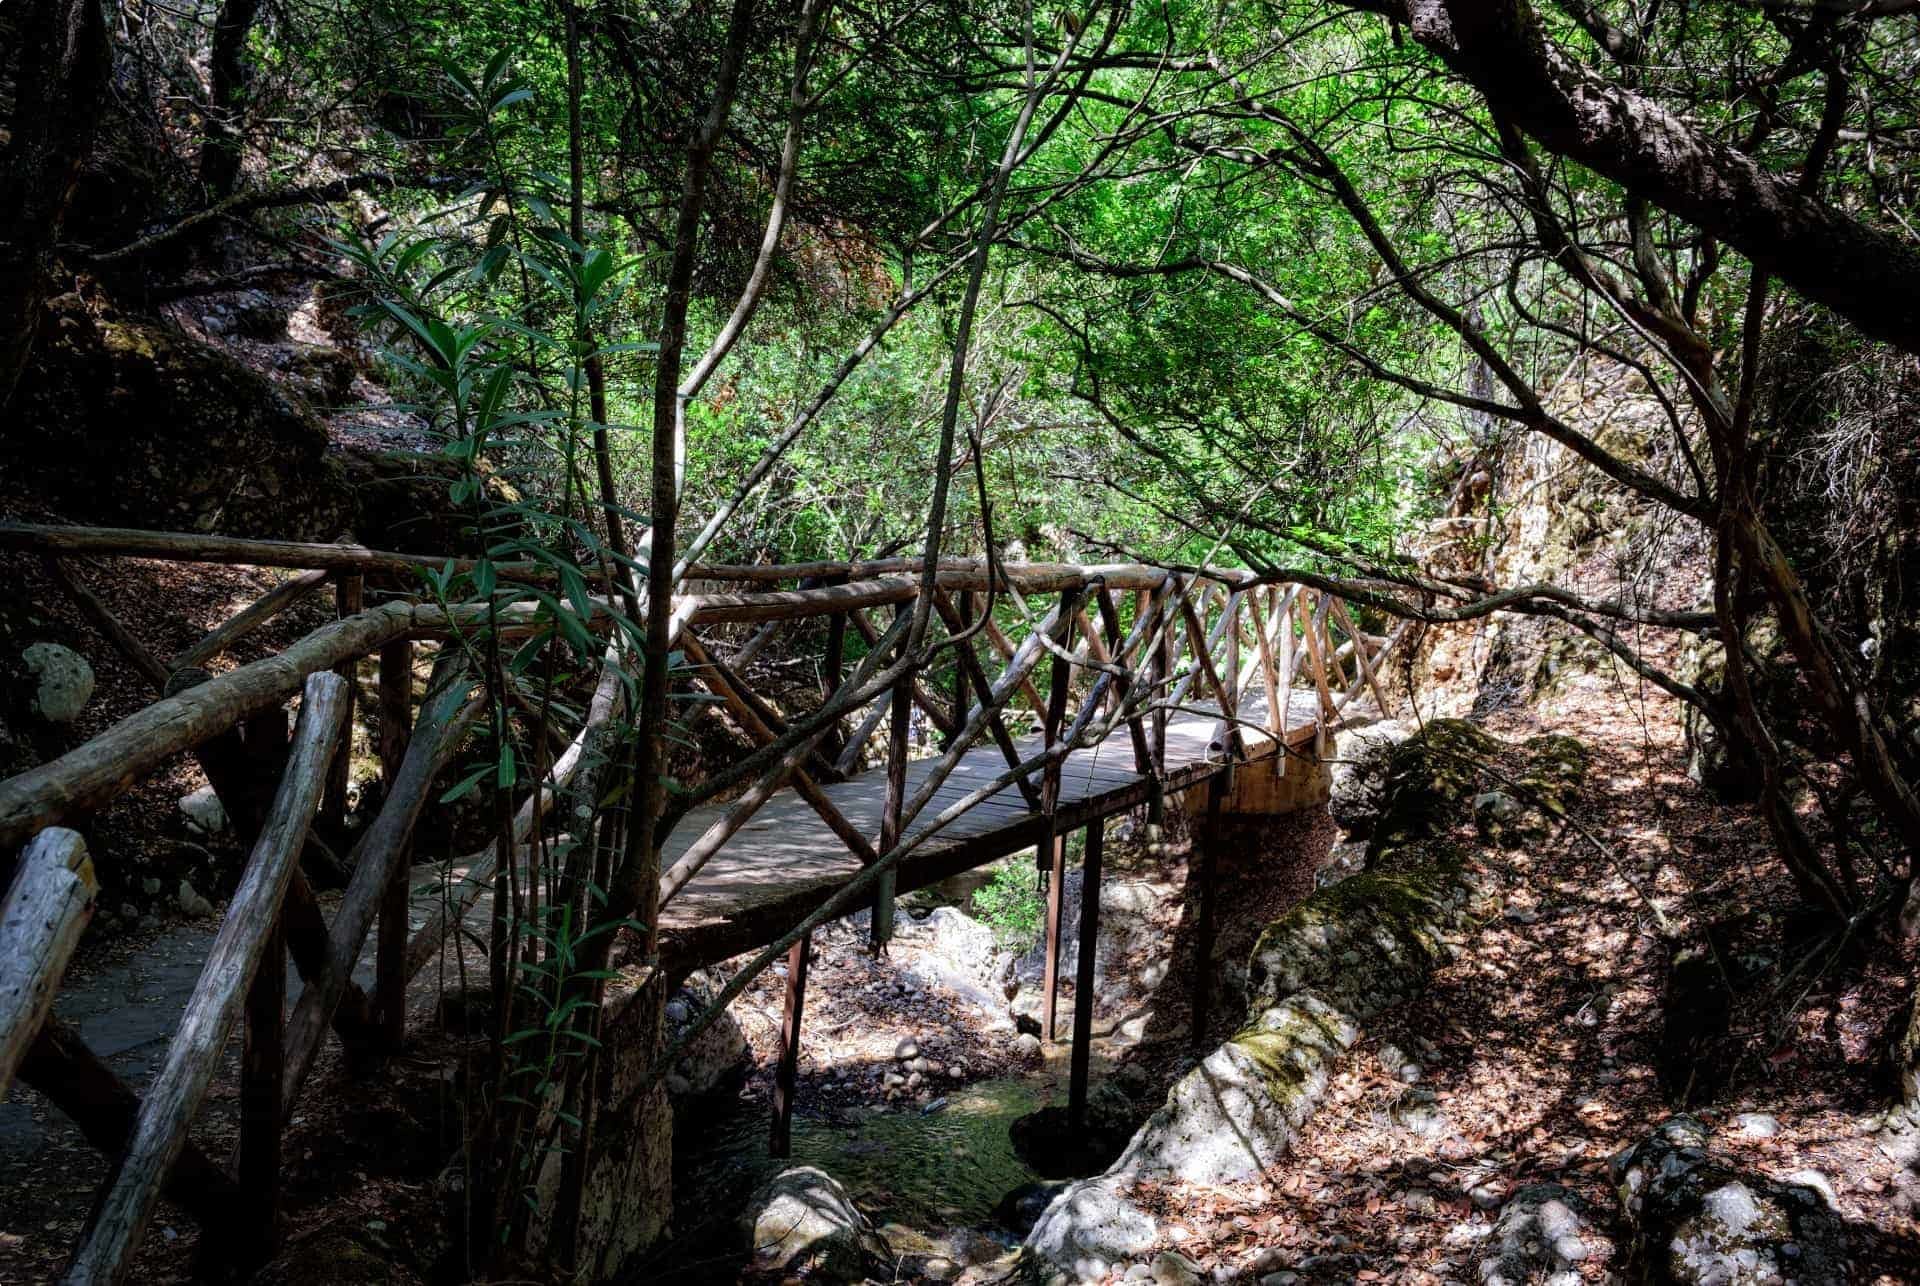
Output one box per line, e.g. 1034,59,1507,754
1370,0,1920,356
0,0,111,411
199,0,263,196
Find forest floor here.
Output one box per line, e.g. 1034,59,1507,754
1075,651,1920,1284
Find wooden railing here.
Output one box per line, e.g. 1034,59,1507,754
0,522,1406,1280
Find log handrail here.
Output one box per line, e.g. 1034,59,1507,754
63,671,348,1284
0,827,95,1095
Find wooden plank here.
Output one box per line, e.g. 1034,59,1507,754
1190,771,1226,1045
65,671,347,1285
873,611,912,949
1068,816,1103,1132
0,827,95,1094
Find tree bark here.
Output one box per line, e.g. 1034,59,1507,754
1364,0,1920,356
0,0,111,411
199,0,263,196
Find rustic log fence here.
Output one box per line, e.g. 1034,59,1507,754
0,521,1405,1278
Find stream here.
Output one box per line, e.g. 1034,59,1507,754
657,1076,1044,1279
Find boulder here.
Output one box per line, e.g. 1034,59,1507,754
1475,1183,1607,1285
21,642,94,725
1328,720,1411,836
178,785,229,837
662,969,750,1101
1612,1116,1847,1284
739,1165,891,1281
5,292,352,541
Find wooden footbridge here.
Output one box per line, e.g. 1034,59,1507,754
0,522,1403,1281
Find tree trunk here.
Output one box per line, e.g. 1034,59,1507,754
0,0,111,411
199,0,263,196
1374,0,1920,356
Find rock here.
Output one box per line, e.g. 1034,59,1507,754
1476,1183,1608,1286
1472,790,1524,834
739,1166,890,1281
1014,1032,1043,1059
176,880,216,919
1732,1112,1781,1140
6,294,353,541
895,1037,921,1061
1315,838,1368,890
662,969,750,1101
1151,1250,1202,1284
1376,1042,1422,1084
22,643,94,724
1328,720,1411,836
1612,1115,1846,1284
178,786,229,837
996,1180,1069,1236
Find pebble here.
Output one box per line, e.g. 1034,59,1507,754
1733,1112,1780,1139
895,1037,920,1061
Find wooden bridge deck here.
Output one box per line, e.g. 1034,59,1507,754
657,687,1324,969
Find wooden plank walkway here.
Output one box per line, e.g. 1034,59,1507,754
657,687,1325,969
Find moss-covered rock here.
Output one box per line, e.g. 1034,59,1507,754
1367,717,1501,867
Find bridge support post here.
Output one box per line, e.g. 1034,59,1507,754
1190,768,1227,1045
1067,815,1103,1134
872,606,911,952
770,933,810,1158
1039,587,1080,1043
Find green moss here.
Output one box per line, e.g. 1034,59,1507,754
1229,1003,1349,1099
1367,719,1501,865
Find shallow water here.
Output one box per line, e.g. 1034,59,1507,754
662,1077,1043,1269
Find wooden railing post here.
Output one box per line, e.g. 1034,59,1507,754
321,572,362,836
374,637,412,1048
1039,586,1082,1044
947,590,974,750
820,574,849,760
65,671,347,1284
1153,576,1174,769
236,908,284,1269
1093,587,1155,779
